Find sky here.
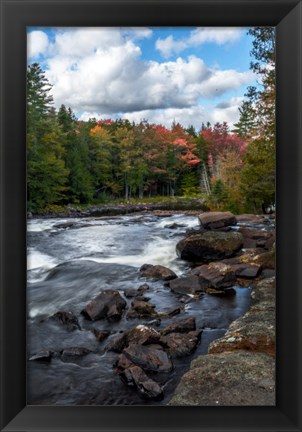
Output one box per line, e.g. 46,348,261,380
27,27,257,130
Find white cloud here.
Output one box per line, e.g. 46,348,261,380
156,27,243,58
27,28,253,128
212,96,244,128
27,30,49,57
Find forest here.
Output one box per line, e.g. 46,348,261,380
27,27,275,214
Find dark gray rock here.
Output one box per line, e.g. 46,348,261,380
160,330,201,358
190,262,236,289
81,290,127,321
120,366,164,400
162,317,196,335
49,310,80,331
139,264,177,281
169,275,205,295
123,344,174,373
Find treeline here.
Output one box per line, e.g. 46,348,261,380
27,27,275,214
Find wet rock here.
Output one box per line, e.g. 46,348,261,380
60,347,92,362
169,275,205,295
209,309,275,356
239,227,273,249
162,317,196,335
252,248,275,269
169,351,275,406
160,330,201,358
205,287,236,296
261,269,275,278
190,262,236,289
121,366,164,400
159,306,181,317
232,263,261,279
145,318,161,327
124,289,140,298
81,290,127,322
123,344,174,373
29,350,53,362
139,264,177,281
138,283,150,293
106,333,127,353
126,325,161,346
135,295,150,302
198,211,237,230
176,231,243,262
49,311,80,331
54,222,75,229
91,328,110,342
127,300,158,319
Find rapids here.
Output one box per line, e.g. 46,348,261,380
27,213,251,405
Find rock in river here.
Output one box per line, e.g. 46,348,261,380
198,211,237,230
190,262,236,289
121,365,164,400
123,344,174,373
82,290,127,322
49,310,80,331
160,331,201,358
139,264,177,281
169,275,205,295
176,231,243,262
161,317,196,335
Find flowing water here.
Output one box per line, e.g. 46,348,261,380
27,213,251,405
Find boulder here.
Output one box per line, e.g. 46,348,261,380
190,262,236,289
138,283,150,293
252,248,275,269
49,311,80,331
139,264,177,281
162,317,196,335
127,300,158,319
160,330,201,358
81,290,127,321
176,231,243,262
198,211,237,230
123,344,174,373
169,275,205,295
120,365,164,400
169,351,275,406
124,289,140,298
126,325,161,346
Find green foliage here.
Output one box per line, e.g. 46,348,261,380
179,172,199,197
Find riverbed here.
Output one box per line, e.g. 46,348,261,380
27,213,251,405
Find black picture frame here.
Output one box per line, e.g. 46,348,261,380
0,0,301,431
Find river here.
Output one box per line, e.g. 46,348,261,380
27,213,251,405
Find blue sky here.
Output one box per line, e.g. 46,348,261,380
27,27,257,130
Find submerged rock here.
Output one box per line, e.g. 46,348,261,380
169,351,275,406
198,211,237,230
139,264,177,281
60,347,92,362
49,310,80,331
176,231,243,262
91,328,110,342
81,290,127,322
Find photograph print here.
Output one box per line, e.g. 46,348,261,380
27,26,276,406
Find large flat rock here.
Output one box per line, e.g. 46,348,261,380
176,231,243,262
198,211,237,230
169,351,275,406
